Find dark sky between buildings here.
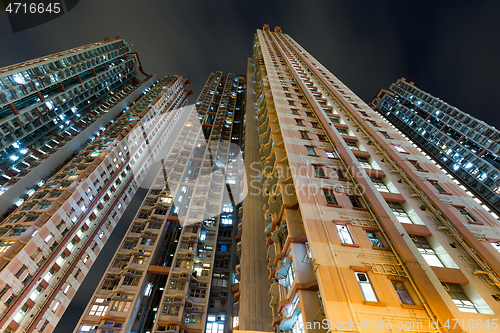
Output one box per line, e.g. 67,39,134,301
1,0,500,129
1,0,500,330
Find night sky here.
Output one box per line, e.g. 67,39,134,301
1,1,500,130
1,0,500,330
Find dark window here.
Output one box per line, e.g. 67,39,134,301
336,169,347,180
323,190,338,205
410,160,424,171
337,128,349,135
317,134,327,141
5,295,14,305
430,181,446,193
39,320,49,332
345,140,358,149
300,131,309,139
0,286,9,299
15,266,26,278
314,165,325,177
295,119,304,126
349,196,363,208
22,274,31,284
457,208,477,223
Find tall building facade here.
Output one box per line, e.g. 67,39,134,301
370,79,500,217
251,25,500,333
0,58,191,333
73,71,246,333
0,37,156,219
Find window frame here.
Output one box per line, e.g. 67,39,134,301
355,272,378,302
323,190,339,206
336,224,354,244
391,280,415,305
305,146,317,156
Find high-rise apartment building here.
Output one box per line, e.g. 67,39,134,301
250,25,500,333
0,37,157,219
0,42,191,332
370,79,500,217
73,71,246,333
4,26,500,333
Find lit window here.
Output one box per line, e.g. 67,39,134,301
291,312,304,333
79,325,92,332
144,282,153,296
392,144,407,153
355,272,378,302
387,201,414,224
44,234,53,243
356,156,372,169
336,224,353,244
411,235,444,267
51,300,61,312
325,150,336,159
89,299,108,316
284,261,295,292
369,176,390,192
345,140,359,150
306,147,316,156
392,280,414,305
367,232,382,247
13,304,29,323
491,242,500,253
443,283,478,313
63,284,71,294
0,242,13,252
